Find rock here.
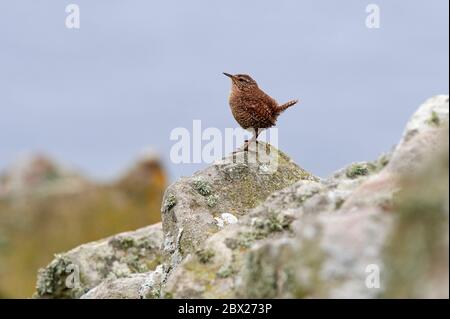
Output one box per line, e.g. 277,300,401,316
137,265,165,299
239,208,392,299
34,95,449,299
160,141,318,269
116,149,167,195
382,129,449,298
387,128,445,175
0,150,167,298
396,95,449,148
81,274,148,299
161,96,449,299
163,171,393,298
0,154,88,199
388,95,448,175
34,223,163,299
80,264,166,299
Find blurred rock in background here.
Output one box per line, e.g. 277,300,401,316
0,151,166,298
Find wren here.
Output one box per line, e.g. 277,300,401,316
223,73,298,151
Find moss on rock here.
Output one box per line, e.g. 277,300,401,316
35,255,82,299
196,248,215,264
427,111,441,127
164,193,177,211
192,180,213,196
346,162,377,179
206,194,219,208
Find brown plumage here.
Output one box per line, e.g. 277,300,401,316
223,72,298,150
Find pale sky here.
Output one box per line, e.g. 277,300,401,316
0,1,448,181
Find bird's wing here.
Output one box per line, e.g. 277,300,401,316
242,95,276,126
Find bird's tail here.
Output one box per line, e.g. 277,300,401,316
276,99,298,114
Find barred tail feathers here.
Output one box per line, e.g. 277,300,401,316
276,99,298,114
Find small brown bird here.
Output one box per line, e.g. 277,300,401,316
223,72,298,151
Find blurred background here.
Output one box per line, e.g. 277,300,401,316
0,1,448,297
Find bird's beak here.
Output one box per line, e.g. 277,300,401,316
223,72,233,79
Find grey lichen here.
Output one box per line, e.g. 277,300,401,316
192,179,213,196
236,231,267,249
346,163,375,179
236,214,292,249
377,153,391,169
206,194,219,208
427,111,440,127
296,188,321,204
224,237,239,250
216,265,234,278
110,237,135,250
240,247,278,298
253,213,291,233
223,163,250,181
162,291,174,299
122,254,148,273
195,248,215,264
265,214,290,232
35,255,81,298
164,193,177,211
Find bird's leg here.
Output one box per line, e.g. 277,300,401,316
254,128,260,145
243,128,260,151
242,140,250,152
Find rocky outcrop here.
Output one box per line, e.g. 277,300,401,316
34,95,449,299
35,223,163,299
160,143,317,271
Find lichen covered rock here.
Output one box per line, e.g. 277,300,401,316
383,129,449,298
81,273,148,299
160,141,317,269
34,95,449,299
34,223,163,299
396,95,449,148
161,95,449,299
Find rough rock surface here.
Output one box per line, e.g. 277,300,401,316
81,273,148,299
160,143,317,270
34,95,449,299
34,223,163,298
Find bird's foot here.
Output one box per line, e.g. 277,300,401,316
243,140,250,151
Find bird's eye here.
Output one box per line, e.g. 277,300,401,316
238,78,246,82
